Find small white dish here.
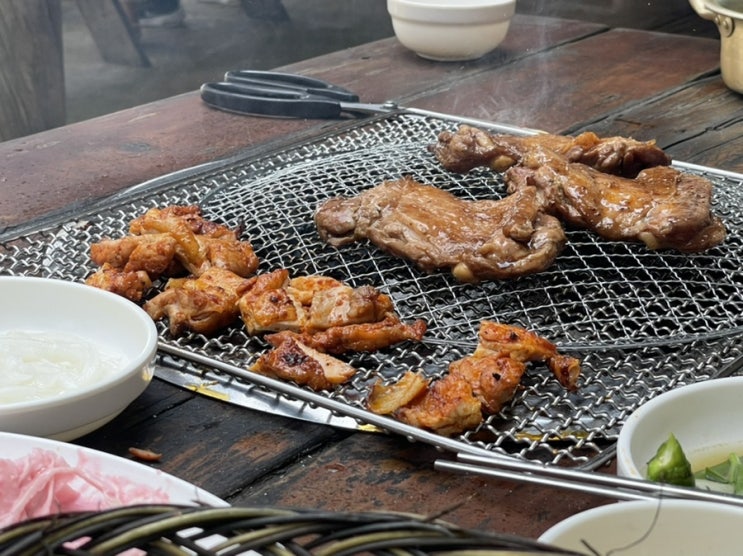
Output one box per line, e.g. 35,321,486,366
387,0,515,62
539,499,743,555
616,376,743,484
0,431,226,527
0,276,158,441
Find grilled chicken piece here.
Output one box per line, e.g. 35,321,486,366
432,124,672,178
478,320,580,390
238,269,299,335
85,263,153,302
395,372,484,437
144,267,255,336
315,177,566,283
129,205,235,239
90,234,180,276
195,234,259,278
264,314,427,355
238,269,421,339
251,335,357,391
88,205,259,302
128,205,258,277
368,321,580,436
505,146,726,252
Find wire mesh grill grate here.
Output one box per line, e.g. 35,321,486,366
2,112,743,467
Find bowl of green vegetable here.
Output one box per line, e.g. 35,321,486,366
617,376,743,494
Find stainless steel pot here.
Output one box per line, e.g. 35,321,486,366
689,0,743,93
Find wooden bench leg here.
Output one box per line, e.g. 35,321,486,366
0,0,66,141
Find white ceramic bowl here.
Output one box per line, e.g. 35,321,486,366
387,0,515,62
0,276,158,441
1,431,226,527
539,499,743,555
616,376,743,483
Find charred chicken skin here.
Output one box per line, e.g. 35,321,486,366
251,334,357,391
368,321,580,436
505,145,727,252
315,176,566,283
432,124,672,178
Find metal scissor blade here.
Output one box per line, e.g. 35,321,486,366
200,81,344,119
224,69,360,102
201,81,392,119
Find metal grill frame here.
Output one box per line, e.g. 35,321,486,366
2,110,743,469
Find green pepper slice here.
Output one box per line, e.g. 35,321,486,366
646,433,695,487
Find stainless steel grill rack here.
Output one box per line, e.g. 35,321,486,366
2,111,743,469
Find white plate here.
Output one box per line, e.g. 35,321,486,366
0,432,227,526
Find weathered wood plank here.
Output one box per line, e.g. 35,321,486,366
75,0,150,67
408,28,720,134
231,431,609,538
0,0,65,141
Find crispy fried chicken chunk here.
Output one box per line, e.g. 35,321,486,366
315,177,566,282
432,124,672,178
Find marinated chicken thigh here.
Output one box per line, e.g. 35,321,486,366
505,146,726,252
315,177,566,282
251,335,357,391
432,124,671,178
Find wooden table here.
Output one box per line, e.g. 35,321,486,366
1,14,739,540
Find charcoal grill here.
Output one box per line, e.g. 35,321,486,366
2,111,743,469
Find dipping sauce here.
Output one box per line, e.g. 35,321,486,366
0,330,125,405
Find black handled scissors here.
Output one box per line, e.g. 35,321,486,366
200,70,395,119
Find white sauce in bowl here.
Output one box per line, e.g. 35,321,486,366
0,330,125,405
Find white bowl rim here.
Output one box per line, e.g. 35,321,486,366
539,498,743,545
387,0,515,23
0,275,158,414
616,376,743,477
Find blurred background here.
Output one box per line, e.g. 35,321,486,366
0,0,716,141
